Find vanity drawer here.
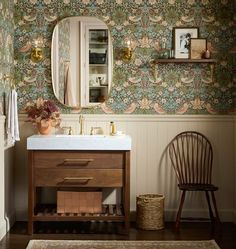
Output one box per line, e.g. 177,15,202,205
34,169,123,187
33,151,123,169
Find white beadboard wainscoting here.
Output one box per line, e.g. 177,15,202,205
15,114,236,223
0,115,6,239
0,116,15,240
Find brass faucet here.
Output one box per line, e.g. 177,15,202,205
79,115,85,135
90,127,104,135
62,126,73,135
68,127,73,135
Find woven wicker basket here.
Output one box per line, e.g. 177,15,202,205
136,194,165,230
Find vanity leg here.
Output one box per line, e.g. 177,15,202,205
123,151,130,234
28,151,34,235
28,220,33,235
124,218,130,233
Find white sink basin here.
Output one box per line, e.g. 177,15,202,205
27,134,131,150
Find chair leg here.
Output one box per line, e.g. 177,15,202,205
205,191,214,223
211,191,220,224
175,190,186,229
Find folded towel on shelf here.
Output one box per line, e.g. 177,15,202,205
7,89,20,143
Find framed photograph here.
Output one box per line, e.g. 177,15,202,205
173,27,199,59
190,38,207,59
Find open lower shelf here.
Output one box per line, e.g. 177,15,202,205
33,204,124,221
153,58,217,63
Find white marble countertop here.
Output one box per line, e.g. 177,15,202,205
27,134,132,151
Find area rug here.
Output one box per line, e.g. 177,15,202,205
26,240,220,249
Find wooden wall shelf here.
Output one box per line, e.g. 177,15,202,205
153,59,217,64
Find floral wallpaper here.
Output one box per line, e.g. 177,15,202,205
58,19,70,103
14,0,235,114
0,0,14,115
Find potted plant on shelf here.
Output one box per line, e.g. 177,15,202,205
25,97,61,135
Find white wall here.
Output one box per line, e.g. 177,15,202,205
0,115,16,240
15,114,236,223
0,115,6,239
4,144,15,232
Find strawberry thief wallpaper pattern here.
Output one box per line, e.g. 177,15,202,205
11,0,236,114
0,0,14,115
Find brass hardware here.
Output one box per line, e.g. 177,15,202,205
3,74,11,81
68,127,72,135
90,126,104,135
62,126,73,135
122,47,133,62
63,177,94,181
79,115,85,135
31,47,43,62
31,37,44,63
62,158,94,166
122,39,133,62
115,40,133,62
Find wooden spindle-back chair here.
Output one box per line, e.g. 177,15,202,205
168,131,220,229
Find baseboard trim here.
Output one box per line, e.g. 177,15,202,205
5,212,16,232
0,219,6,241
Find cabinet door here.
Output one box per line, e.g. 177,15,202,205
81,22,112,106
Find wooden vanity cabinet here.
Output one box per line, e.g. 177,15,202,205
28,150,130,234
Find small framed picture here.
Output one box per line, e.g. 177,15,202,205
173,27,199,59
190,38,207,59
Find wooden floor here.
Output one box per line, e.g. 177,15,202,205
0,221,235,249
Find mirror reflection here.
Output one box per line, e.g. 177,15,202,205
51,17,112,108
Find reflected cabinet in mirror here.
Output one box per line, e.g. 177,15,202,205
51,17,112,108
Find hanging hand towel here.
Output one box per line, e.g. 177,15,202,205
64,64,77,107
7,89,20,143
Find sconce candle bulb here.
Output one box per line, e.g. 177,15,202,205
127,40,131,48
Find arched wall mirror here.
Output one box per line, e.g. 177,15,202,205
51,17,112,108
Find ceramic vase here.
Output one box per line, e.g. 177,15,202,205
204,49,211,59
37,120,52,135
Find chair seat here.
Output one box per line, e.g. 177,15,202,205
178,183,218,191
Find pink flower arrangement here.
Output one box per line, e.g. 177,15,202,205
25,97,61,127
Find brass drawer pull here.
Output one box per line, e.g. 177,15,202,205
63,177,94,181
62,159,94,166
59,176,94,186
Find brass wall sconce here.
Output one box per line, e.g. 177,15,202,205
3,74,12,81
31,37,44,63
122,40,133,62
